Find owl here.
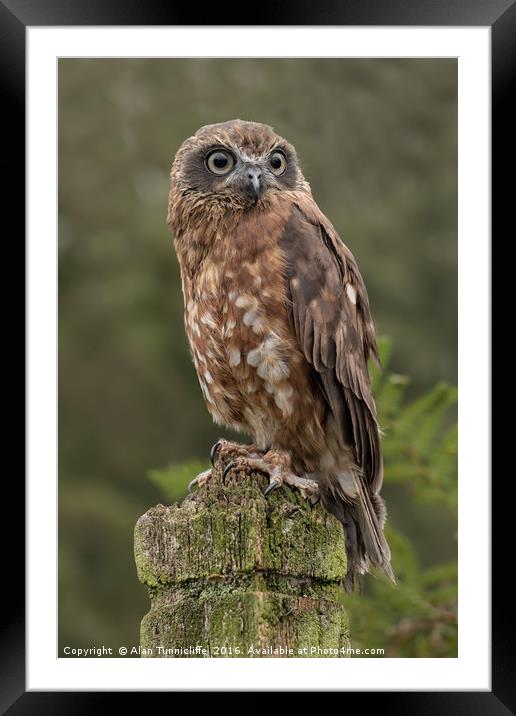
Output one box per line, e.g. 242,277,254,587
168,119,394,591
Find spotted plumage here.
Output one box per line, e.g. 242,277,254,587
168,119,394,590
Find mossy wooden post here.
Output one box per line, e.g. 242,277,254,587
134,464,350,657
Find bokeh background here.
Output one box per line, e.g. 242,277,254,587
58,59,457,656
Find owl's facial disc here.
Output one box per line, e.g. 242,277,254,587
204,146,288,206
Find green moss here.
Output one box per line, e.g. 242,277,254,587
135,468,349,657
140,588,349,658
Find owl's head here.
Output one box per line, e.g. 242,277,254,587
168,120,310,231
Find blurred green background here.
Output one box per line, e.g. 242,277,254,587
58,59,457,656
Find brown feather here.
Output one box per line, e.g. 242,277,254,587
168,119,393,590
279,201,383,492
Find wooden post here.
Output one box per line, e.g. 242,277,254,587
134,463,350,657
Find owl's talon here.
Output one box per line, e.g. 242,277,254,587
222,461,236,481
210,441,221,466
188,468,213,493
263,480,281,497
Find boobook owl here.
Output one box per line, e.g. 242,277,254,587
168,119,394,590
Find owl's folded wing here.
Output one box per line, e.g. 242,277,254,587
279,200,383,493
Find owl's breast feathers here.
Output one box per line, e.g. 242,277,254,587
177,192,382,490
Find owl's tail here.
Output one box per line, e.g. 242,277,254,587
321,474,395,593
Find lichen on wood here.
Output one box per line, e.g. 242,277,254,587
134,464,350,657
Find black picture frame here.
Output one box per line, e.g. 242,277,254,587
5,0,507,710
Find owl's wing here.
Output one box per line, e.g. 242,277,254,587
279,200,383,492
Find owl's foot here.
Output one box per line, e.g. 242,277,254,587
223,451,320,505
188,469,213,494
210,439,265,468
189,441,268,494
264,471,320,505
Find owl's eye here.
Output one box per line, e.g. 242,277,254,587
206,150,235,175
269,151,287,176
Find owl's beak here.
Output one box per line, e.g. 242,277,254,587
246,168,263,203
